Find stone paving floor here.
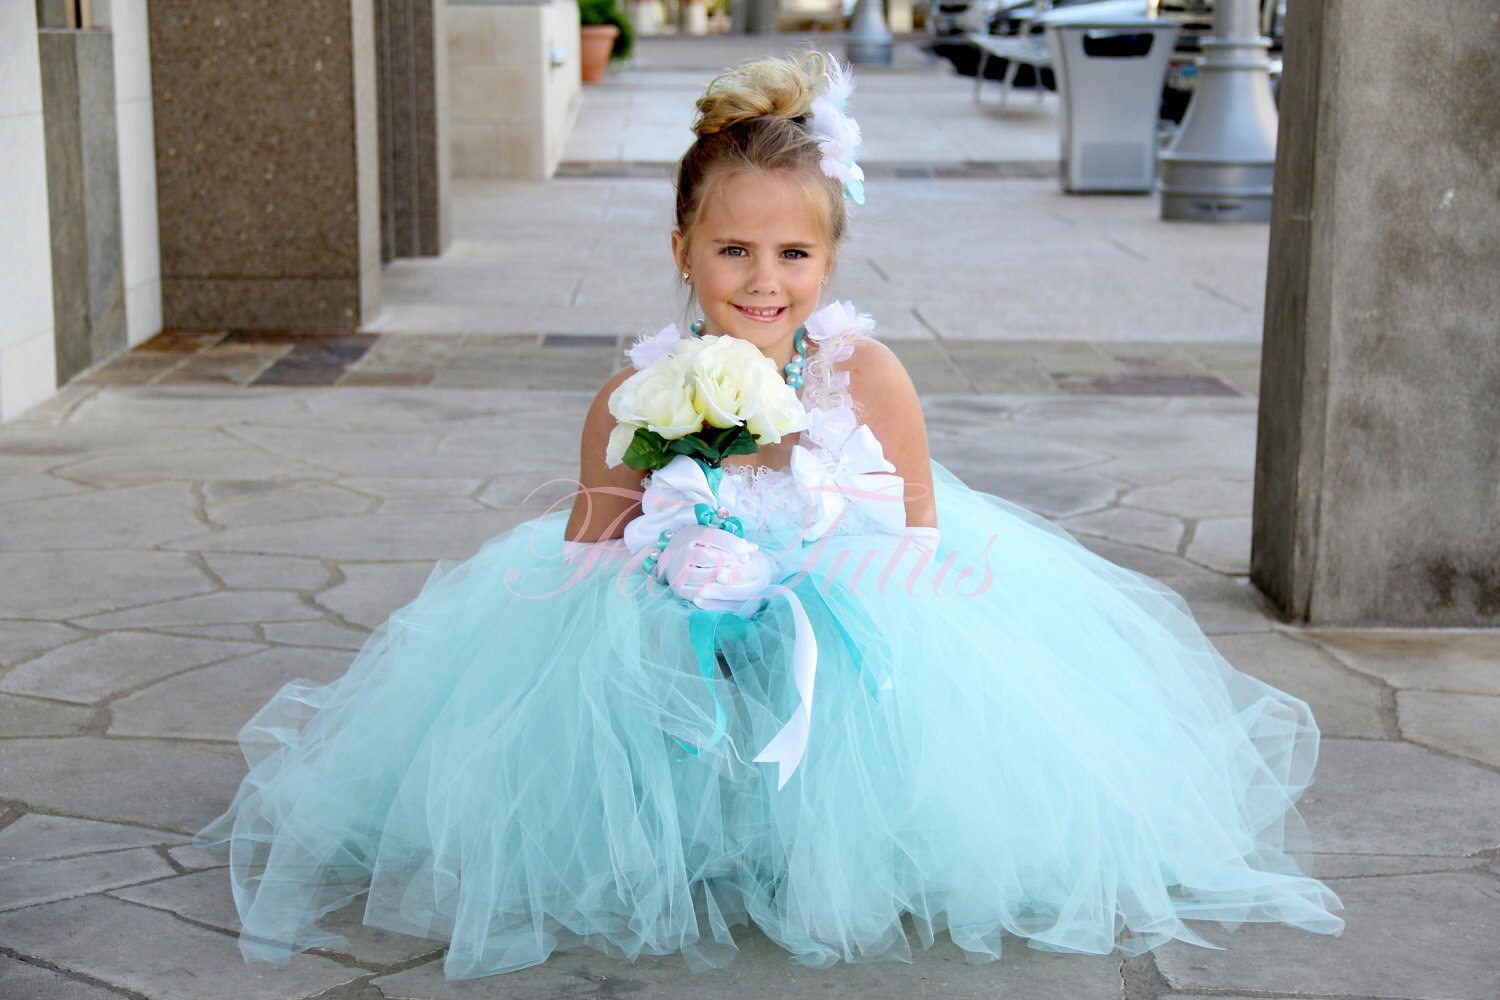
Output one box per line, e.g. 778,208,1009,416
74,328,1258,398
3,381,1499,1000
3,30,1499,1000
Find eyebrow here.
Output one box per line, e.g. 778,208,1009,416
711,238,818,250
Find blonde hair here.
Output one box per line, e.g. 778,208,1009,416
675,53,849,260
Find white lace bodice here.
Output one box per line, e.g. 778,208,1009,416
624,302,907,554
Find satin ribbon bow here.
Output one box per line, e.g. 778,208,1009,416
789,405,907,541
622,454,747,556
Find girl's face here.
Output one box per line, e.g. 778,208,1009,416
673,170,833,357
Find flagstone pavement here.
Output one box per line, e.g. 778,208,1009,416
2,32,1497,1000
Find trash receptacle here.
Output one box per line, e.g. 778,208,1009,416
1039,4,1179,194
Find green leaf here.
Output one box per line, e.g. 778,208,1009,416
718,426,759,457
667,434,717,463
622,427,670,471
654,426,762,468
704,426,740,452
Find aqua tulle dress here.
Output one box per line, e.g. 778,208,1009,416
199,302,1344,978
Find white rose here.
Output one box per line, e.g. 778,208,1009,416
608,354,705,441
671,335,709,361
742,357,810,445
687,335,764,429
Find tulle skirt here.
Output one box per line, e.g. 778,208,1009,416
198,462,1343,978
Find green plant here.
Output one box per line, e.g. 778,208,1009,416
578,0,633,61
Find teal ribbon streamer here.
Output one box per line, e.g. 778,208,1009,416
670,609,736,759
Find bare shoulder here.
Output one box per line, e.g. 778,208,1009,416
580,365,635,436
843,338,920,411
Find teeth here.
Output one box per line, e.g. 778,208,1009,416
740,307,781,317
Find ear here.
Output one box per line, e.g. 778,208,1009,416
670,230,686,271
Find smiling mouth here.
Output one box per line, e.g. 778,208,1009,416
734,305,787,322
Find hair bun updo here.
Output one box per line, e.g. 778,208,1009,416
692,52,825,137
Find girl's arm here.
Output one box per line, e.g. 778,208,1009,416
844,340,938,530
565,367,647,543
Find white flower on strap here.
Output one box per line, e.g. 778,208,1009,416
808,56,865,205
625,323,683,370
803,300,874,346
789,405,907,540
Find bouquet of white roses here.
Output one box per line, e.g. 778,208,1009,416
606,333,808,473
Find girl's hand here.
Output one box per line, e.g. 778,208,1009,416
654,524,773,616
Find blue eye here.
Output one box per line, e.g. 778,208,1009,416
721,246,747,257
782,249,809,260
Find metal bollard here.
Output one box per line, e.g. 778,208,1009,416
847,0,894,65
1158,0,1280,221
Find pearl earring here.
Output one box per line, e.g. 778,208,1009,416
681,271,691,284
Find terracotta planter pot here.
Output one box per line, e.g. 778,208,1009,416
580,24,619,84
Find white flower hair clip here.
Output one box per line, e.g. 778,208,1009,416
808,55,865,205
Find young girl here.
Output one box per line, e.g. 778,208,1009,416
202,54,1343,979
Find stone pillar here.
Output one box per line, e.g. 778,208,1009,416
375,0,451,261
1251,1,1500,626
38,27,128,384
149,0,381,330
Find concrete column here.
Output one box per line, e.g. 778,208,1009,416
742,0,778,34
148,0,381,330
375,0,451,260
102,0,166,349
39,28,128,384
1251,1,1500,626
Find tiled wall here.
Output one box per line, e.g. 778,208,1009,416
0,4,58,420
449,0,581,178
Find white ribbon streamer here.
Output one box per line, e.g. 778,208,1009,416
753,588,819,789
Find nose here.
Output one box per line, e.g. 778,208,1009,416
745,257,777,296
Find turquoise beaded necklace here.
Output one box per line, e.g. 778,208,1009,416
689,322,808,388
